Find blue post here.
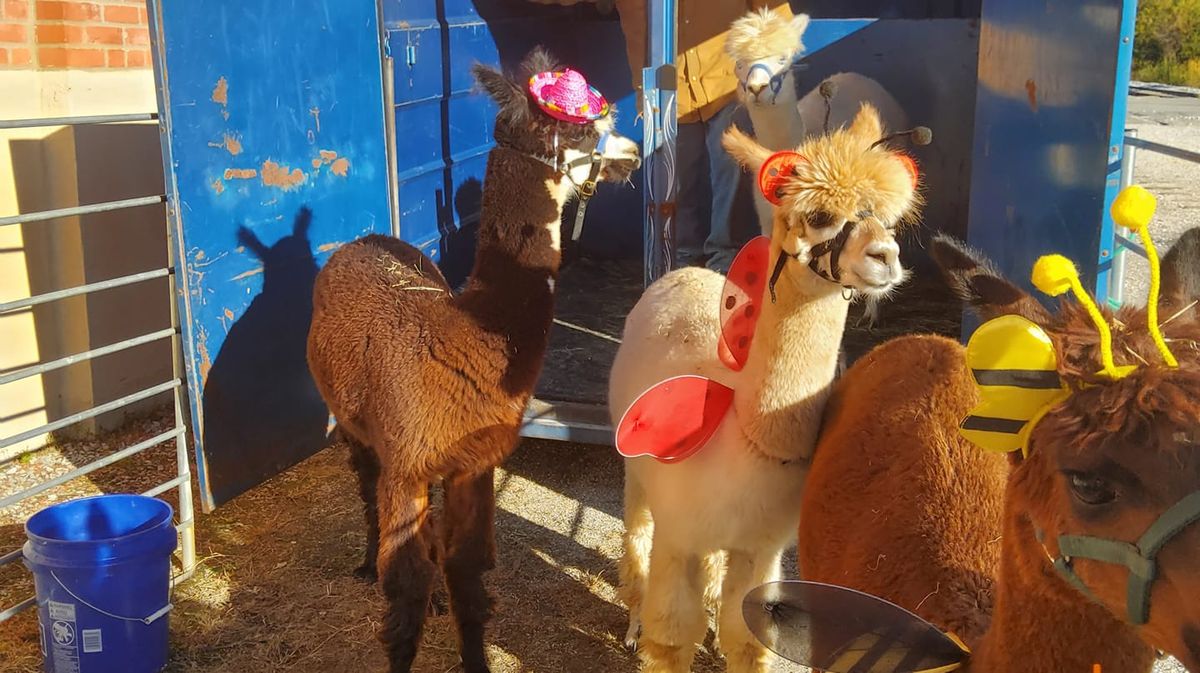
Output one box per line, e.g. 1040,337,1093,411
1096,0,1140,302
641,0,677,286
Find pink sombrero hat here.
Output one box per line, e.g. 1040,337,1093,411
528,68,610,124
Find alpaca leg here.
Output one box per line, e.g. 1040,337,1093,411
346,433,381,582
620,472,654,650
718,549,783,673
638,541,708,673
703,550,728,647
442,468,496,673
377,477,437,673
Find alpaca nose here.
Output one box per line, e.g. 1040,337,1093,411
747,81,767,96
865,239,899,267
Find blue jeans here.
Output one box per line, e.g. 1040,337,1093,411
673,102,759,274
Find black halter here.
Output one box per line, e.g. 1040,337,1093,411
498,130,609,241
768,220,860,303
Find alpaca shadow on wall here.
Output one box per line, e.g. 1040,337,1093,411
199,207,329,508
437,177,484,290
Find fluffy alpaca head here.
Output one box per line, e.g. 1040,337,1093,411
721,103,921,299
931,233,1200,671
471,46,640,187
725,8,810,107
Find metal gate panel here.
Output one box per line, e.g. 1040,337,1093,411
0,113,196,623
150,0,395,509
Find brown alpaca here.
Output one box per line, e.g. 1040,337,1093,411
793,231,1200,672
305,48,639,673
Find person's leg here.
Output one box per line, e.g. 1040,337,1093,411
672,119,713,268
703,104,759,274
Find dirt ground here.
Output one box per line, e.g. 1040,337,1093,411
1,428,810,673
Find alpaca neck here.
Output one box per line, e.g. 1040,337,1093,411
969,500,1155,672
745,85,804,152
733,247,848,463
455,149,570,393
745,84,804,237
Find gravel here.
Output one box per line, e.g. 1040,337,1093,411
1116,89,1200,311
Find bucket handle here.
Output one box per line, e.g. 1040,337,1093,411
50,570,173,625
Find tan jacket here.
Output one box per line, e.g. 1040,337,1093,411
613,0,794,123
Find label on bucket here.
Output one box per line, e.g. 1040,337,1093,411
46,600,80,673
82,629,103,653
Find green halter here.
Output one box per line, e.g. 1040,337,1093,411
1047,490,1200,625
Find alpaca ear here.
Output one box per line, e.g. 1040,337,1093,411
1160,226,1200,315
520,46,560,79
896,153,919,190
791,13,811,39
472,63,529,121
848,102,884,143
236,225,269,260
292,206,312,238
758,151,806,206
721,126,773,173
928,233,1051,324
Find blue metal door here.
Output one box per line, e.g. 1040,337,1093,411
384,0,642,287
149,0,394,509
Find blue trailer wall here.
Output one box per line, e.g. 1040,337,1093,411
386,0,642,286
150,0,394,509
151,0,641,508
965,0,1133,320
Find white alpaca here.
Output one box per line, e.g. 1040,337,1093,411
795,71,909,140
725,8,810,239
726,9,910,238
610,105,923,673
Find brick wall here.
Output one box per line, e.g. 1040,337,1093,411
0,0,151,69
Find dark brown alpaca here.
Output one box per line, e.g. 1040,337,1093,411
795,232,1200,672
305,48,639,673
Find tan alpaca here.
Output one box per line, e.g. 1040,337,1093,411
608,104,924,673
777,226,1200,672
725,8,908,237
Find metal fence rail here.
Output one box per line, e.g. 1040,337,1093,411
0,112,196,622
1108,127,1200,307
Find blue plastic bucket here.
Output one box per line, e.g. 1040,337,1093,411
23,494,178,673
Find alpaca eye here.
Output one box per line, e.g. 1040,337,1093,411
807,211,838,229
1066,471,1117,506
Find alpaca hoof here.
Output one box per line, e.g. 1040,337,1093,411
637,638,695,673
624,617,641,651
353,564,378,583
724,642,773,673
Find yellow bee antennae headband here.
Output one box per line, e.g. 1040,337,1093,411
960,185,1178,458
1031,254,1135,380
1110,185,1178,368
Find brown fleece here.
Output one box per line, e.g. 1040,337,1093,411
798,233,1200,672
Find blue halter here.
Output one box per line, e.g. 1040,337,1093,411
740,61,793,104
